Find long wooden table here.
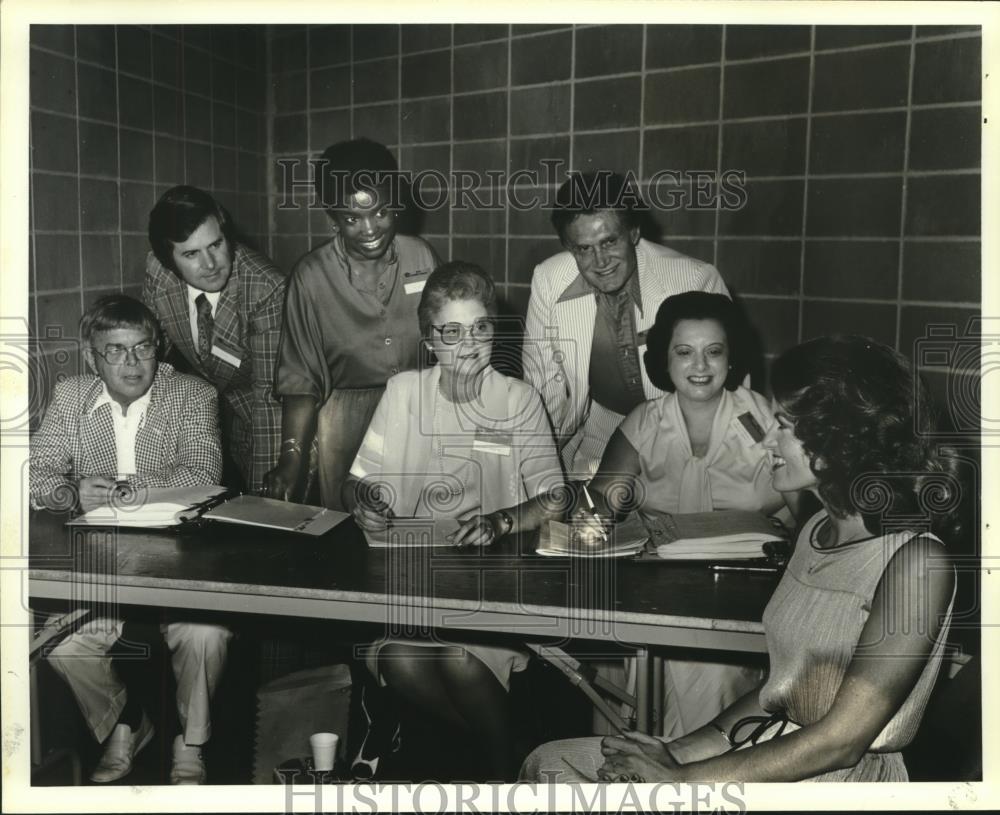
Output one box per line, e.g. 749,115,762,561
28,510,779,733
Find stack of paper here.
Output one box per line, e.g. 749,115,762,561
68,485,228,528
536,513,648,558
363,517,463,548
652,510,785,561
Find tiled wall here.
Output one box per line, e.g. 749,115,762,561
268,23,982,412
28,24,269,409
27,23,982,431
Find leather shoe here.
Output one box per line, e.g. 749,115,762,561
170,735,207,784
90,713,154,783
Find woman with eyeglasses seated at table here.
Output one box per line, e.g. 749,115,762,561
342,261,564,780
522,334,958,783
572,291,797,742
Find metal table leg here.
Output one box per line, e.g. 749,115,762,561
635,647,651,733
651,653,664,737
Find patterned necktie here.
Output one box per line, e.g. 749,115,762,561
195,293,213,359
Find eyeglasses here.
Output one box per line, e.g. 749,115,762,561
430,319,495,345
91,341,157,365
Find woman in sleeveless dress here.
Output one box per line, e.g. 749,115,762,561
522,335,959,782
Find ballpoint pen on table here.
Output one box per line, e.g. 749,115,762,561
580,483,609,543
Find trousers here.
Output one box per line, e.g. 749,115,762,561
48,616,232,745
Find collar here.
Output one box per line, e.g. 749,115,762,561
187,285,221,313
555,262,644,316
89,379,154,419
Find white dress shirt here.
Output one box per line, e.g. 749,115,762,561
90,385,153,479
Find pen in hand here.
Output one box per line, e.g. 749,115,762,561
580,483,609,543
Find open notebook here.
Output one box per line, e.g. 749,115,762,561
67,485,229,528
536,513,648,558
651,509,786,560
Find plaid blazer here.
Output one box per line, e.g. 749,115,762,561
142,245,286,491
29,363,222,506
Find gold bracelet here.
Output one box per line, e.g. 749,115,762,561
280,438,303,457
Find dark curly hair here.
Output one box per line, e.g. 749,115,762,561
314,137,399,211
771,335,961,539
417,261,498,340
642,291,749,392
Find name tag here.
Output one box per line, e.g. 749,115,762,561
472,429,512,456
210,344,242,367
736,411,766,445
404,280,426,295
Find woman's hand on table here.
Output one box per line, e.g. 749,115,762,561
569,507,612,546
597,731,682,782
448,514,499,548
352,499,394,533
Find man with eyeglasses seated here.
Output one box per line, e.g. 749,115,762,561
30,294,232,785
523,171,730,479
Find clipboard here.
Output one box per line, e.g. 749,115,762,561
203,495,348,536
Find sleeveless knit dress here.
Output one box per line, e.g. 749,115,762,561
757,511,954,781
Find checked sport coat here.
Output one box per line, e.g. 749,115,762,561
29,362,222,506
142,244,286,491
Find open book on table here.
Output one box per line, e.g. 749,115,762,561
535,513,648,558
67,485,229,528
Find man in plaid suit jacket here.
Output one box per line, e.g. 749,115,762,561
143,185,285,492
31,295,231,784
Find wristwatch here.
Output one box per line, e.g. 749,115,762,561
493,509,515,538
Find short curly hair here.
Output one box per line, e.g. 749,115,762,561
314,137,399,211
417,261,498,340
771,335,958,537
642,291,748,392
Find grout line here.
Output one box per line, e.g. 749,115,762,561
447,24,455,263
896,28,918,351
75,26,86,309
568,25,576,172
712,26,727,270
797,26,817,346
30,95,985,136
504,28,512,288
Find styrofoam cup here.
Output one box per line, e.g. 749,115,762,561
309,732,338,772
